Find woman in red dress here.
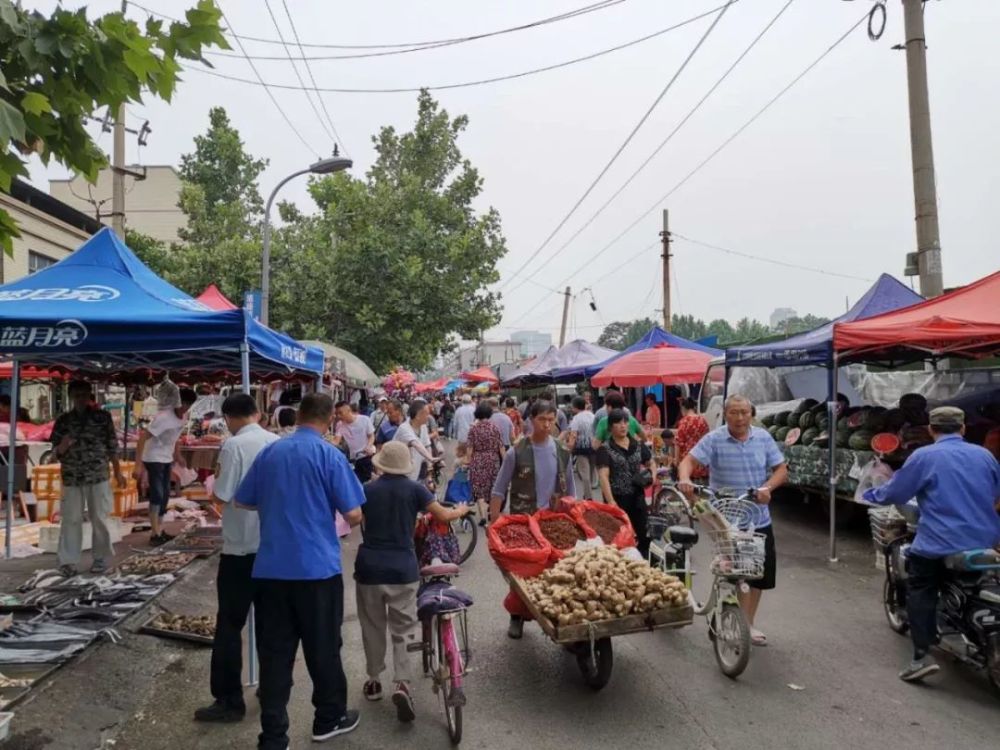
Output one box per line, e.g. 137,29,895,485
674,398,710,480
467,402,506,525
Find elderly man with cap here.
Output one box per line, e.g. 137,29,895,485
355,442,469,720
865,405,1000,683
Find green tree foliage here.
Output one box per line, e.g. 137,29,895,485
0,0,226,254
126,229,174,277
778,314,830,334
270,91,507,372
596,317,657,350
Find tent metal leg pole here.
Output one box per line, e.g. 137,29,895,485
6,361,19,560
828,359,839,563
239,344,258,686
121,389,131,461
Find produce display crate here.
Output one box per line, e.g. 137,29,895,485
139,614,214,646
779,445,874,497
505,573,693,644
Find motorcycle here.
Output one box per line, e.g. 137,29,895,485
873,503,1000,692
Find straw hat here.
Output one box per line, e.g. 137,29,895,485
372,441,413,476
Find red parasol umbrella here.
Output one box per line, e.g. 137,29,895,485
590,344,713,387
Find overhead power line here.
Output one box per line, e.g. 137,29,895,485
499,10,867,331
281,0,349,155
499,0,738,293
180,4,736,95
219,8,319,158
672,234,875,282
263,0,336,146
130,0,625,52
512,0,796,287
540,9,871,293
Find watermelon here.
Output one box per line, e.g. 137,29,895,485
849,430,876,451
883,408,906,432
846,408,868,430
799,411,815,429
768,425,780,438
816,413,830,431
776,426,791,442
801,398,820,412
835,429,851,448
812,430,830,447
871,432,900,454
785,427,802,446
786,411,801,426
809,402,828,418
761,413,775,428
866,406,888,432
774,411,791,428
801,427,820,446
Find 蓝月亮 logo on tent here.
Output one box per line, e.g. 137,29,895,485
0,285,121,303
0,320,88,348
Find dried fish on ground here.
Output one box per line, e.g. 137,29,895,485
150,614,215,637
117,553,194,576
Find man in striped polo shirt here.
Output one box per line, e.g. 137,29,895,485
677,395,788,647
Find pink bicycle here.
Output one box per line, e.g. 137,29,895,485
417,561,473,744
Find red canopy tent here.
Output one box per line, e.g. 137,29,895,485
591,344,713,387
460,366,499,384
196,284,239,311
833,270,1000,362
414,376,450,394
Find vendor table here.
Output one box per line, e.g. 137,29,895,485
177,444,221,473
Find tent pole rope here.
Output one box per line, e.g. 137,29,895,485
5,360,19,560
828,357,839,563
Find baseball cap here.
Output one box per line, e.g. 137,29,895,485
929,406,964,427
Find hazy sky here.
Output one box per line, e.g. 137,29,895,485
22,0,1000,344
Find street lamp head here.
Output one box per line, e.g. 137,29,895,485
309,156,353,175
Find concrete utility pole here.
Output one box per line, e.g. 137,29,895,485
902,0,943,297
110,102,126,239
660,209,671,331
558,286,572,347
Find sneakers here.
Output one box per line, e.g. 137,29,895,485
193,700,245,723
392,682,416,723
312,709,360,742
362,679,382,702
899,657,940,683
58,564,77,577
507,615,524,640
150,532,175,547
90,559,108,575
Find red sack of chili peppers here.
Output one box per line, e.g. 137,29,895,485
534,509,594,565
570,501,637,550
487,515,552,578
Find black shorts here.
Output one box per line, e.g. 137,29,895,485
749,523,776,591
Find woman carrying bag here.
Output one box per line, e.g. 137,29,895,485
595,409,655,557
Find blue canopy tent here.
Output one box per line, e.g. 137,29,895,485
721,273,922,561
551,326,722,381
0,228,323,560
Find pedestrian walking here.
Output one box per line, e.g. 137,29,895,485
595,409,655,557
503,397,523,442
453,394,476,457
642,393,662,430
134,381,197,545
677,395,787,647
355,441,470,721
375,399,404,447
468,402,506,526
393,400,437,482
235,393,365,748
488,398,514,449
194,394,278,724
334,400,376,483
864,406,1000,682
673,398,709,480
565,396,597,500
50,380,124,576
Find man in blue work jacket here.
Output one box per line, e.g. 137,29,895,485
865,406,1000,683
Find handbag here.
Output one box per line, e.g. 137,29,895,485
444,467,472,505
632,468,654,489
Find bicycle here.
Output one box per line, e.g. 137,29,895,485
417,560,473,745
442,502,478,564
648,487,766,678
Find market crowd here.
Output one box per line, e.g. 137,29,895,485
46,377,1000,747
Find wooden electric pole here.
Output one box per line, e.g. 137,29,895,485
660,209,671,331
558,286,572,347
902,0,943,297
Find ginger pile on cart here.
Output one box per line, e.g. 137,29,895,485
522,546,687,626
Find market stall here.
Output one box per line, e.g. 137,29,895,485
500,345,562,387
459,366,500,385
539,340,618,384
723,274,923,560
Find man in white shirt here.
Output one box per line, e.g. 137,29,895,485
393,400,437,482
333,401,376,483
134,383,197,545
195,393,279,723
564,396,597,499
453,394,476,457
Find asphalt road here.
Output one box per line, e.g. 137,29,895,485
6,485,1000,748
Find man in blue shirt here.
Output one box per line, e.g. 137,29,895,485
865,406,1000,683
678,395,788,648
236,393,366,749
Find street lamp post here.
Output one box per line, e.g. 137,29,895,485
260,155,352,326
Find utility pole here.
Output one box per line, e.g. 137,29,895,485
902,0,943,297
558,286,572,347
110,1,128,239
660,209,671,331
